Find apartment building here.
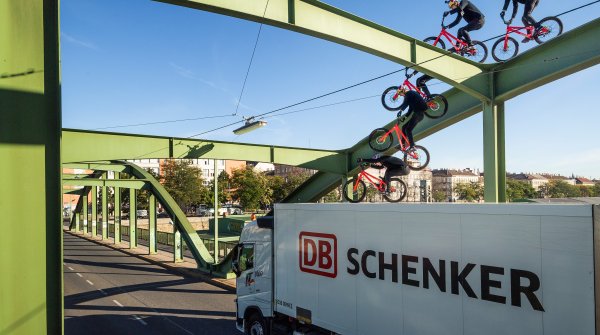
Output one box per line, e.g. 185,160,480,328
432,168,480,202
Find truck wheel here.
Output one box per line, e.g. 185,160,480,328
246,313,269,335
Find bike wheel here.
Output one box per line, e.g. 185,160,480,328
534,17,563,44
463,40,487,63
342,179,367,203
381,86,403,111
424,37,446,50
369,128,393,152
492,36,519,62
424,94,448,119
383,178,407,203
404,145,430,171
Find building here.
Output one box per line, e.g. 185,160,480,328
575,177,596,187
273,164,316,178
540,173,576,186
507,173,548,191
399,168,433,202
432,169,481,202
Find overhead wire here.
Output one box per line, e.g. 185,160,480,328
89,1,599,136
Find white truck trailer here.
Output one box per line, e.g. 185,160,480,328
232,203,599,335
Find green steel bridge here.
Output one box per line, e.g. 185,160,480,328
2,0,599,333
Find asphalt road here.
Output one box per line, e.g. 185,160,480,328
64,233,239,335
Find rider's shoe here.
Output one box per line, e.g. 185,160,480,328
521,36,531,43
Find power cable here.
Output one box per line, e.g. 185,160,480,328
92,114,231,131
232,0,271,117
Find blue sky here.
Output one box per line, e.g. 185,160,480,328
60,0,600,179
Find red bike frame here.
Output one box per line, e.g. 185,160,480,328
391,71,428,101
500,24,549,49
431,27,469,53
352,166,387,193
376,122,420,160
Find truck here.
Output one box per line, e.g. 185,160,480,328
232,203,600,335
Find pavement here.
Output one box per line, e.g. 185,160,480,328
64,232,239,335
64,229,237,292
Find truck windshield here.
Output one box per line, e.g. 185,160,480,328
239,244,254,272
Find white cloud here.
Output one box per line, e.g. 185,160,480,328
61,32,99,50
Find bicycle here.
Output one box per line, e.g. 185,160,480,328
368,116,430,171
424,16,488,63
491,14,563,62
381,69,449,119
342,160,408,203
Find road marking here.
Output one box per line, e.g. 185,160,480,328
113,300,123,307
76,273,83,277
98,289,107,295
133,315,147,326
86,280,94,286
68,267,74,271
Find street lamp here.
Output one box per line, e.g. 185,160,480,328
233,117,267,135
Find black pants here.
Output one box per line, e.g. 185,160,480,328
523,0,540,28
384,167,406,189
402,111,425,148
458,17,484,45
416,74,432,98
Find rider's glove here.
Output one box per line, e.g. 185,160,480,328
507,19,513,25
443,11,449,17
500,10,505,17
396,111,402,118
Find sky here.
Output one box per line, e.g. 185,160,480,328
60,0,600,179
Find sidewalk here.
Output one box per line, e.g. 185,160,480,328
64,229,236,292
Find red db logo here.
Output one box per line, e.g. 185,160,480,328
299,232,337,278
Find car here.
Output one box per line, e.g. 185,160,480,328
136,209,148,218
157,211,171,218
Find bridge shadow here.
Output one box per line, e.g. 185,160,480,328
65,313,238,335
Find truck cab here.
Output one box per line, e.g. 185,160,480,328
232,217,273,334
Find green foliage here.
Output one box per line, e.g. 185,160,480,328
453,182,483,202
231,166,271,210
539,180,581,198
266,171,311,203
506,179,537,201
594,183,600,197
432,190,447,202
208,171,230,205
321,188,340,203
162,159,207,210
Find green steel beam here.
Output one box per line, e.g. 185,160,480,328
482,101,506,202
148,194,157,254
0,1,62,334
157,0,489,100
101,173,108,240
129,187,137,249
82,194,89,234
495,18,600,102
62,129,347,174
174,225,183,263
62,178,148,189
91,186,98,237
63,162,129,173
283,171,342,202
114,187,122,244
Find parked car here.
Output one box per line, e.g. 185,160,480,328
136,209,148,218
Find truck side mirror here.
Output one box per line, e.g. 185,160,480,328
232,260,241,277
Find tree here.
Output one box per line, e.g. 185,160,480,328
506,179,537,201
540,180,581,198
208,171,230,205
453,182,483,202
267,171,311,203
594,183,600,197
161,159,206,211
231,166,271,210
321,188,340,203
432,190,447,202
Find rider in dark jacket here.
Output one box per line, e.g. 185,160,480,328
445,0,485,47
397,89,428,151
358,155,409,192
501,0,541,43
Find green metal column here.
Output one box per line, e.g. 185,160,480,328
0,1,62,334
213,159,219,262
482,101,507,202
74,212,80,232
91,186,98,237
129,188,137,248
101,173,108,240
148,194,157,255
174,223,183,263
82,194,89,234
114,187,121,244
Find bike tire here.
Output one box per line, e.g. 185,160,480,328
381,86,403,111
492,36,519,62
342,179,367,203
404,145,430,171
424,37,446,50
383,178,407,203
369,128,394,152
534,17,563,44
424,94,448,119
464,40,488,63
